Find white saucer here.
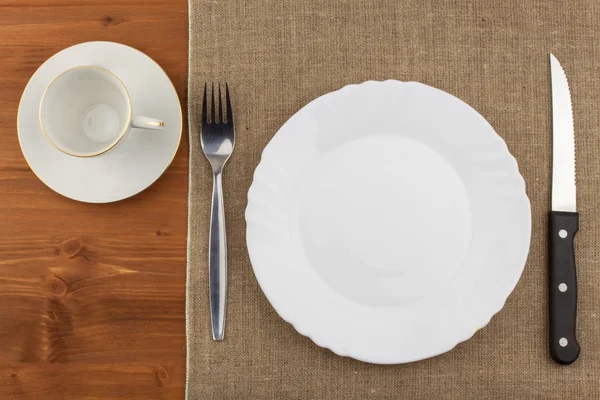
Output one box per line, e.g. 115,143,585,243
246,80,531,364
17,41,182,203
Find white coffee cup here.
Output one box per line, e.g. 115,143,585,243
39,65,164,157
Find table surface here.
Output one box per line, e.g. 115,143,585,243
0,1,189,399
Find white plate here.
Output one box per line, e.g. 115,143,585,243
246,80,531,364
17,42,182,203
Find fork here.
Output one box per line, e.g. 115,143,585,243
201,82,235,341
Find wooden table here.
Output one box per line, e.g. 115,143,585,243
0,1,189,398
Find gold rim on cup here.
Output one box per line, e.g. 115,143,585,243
38,65,133,158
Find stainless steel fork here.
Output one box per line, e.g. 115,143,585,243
201,82,235,341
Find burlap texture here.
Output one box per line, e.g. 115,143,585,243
186,1,600,398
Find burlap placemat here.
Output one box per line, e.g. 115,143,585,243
186,1,600,398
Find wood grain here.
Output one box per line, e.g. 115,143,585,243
0,1,189,398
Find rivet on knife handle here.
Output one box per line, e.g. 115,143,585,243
549,211,580,364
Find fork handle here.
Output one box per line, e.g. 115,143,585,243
209,172,227,340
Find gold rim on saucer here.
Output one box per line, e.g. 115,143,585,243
17,42,183,203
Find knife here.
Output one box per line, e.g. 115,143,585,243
549,53,580,365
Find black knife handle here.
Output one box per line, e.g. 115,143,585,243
549,211,580,365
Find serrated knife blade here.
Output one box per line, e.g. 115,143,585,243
549,53,580,365
551,54,576,212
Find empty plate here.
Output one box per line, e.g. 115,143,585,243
246,80,531,363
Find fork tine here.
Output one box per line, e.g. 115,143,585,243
218,82,223,123
211,82,216,123
225,82,233,125
202,83,207,124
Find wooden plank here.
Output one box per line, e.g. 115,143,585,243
0,0,189,398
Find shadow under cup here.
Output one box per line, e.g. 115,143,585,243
39,66,132,157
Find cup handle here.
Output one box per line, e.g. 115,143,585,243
131,116,165,130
